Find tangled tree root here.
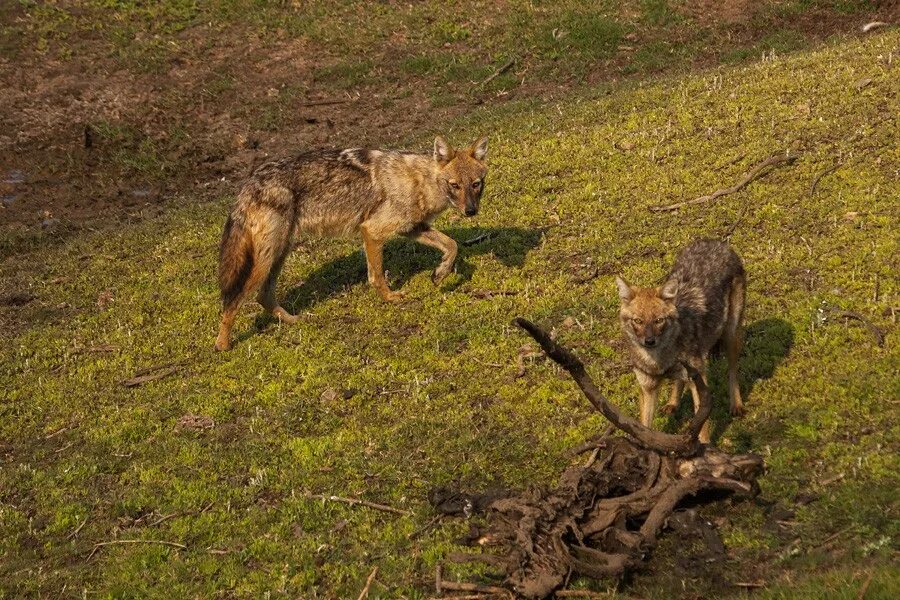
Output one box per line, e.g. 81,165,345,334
432,318,765,599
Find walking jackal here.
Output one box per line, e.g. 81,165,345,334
215,136,488,351
615,239,746,443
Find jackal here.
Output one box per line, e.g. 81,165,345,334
615,239,746,443
215,136,488,351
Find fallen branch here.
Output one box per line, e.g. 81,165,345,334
478,59,515,87
304,493,412,516
357,566,379,600
649,153,799,212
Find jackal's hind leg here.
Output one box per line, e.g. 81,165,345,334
257,247,298,324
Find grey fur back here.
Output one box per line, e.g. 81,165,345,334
665,239,745,357
235,149,381,237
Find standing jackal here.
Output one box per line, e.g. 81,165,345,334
215,136,488,351
615,239,746,443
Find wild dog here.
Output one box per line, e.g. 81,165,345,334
215,136,488,351
615,239,746,443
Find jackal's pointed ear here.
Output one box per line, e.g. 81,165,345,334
470,136,488,161
659,279,678,301
434,136,454,163
615,276,635,303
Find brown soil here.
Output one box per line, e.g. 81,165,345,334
0,3,892,240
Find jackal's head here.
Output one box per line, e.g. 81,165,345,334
615,276,680,350
434,136,488,217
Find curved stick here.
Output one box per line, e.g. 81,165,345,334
515,318,702,456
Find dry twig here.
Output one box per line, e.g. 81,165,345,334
478,59,516,87
305,493,412,516
300,98,354,107
66,515,89,540
810,163,843,196
649,153,799,212
463,232,492,246
825,309,885,347
87,539,186,560
357,566,379,600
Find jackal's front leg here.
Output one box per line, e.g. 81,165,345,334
634,369,660,428
405,226,458,285
361,225,403,303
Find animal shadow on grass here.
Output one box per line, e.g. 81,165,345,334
249,226,543,331
663,318,795,443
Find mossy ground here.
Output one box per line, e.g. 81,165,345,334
2,23,899,600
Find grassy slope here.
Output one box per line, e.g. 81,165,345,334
2,31,899,599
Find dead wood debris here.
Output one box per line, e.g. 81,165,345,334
648,153,798,212
431,318,765,598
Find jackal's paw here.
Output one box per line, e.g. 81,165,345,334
730,404,745,417
214,338,231,352
659,403,678,416
431,265,453,285
381,290,405,304
273,306,299,325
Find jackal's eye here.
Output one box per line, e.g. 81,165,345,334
472,180,482,190
449,181,461,190
654,317,665,325
632,317,644,325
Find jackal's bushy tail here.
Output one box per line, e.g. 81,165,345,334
218,213,254,308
